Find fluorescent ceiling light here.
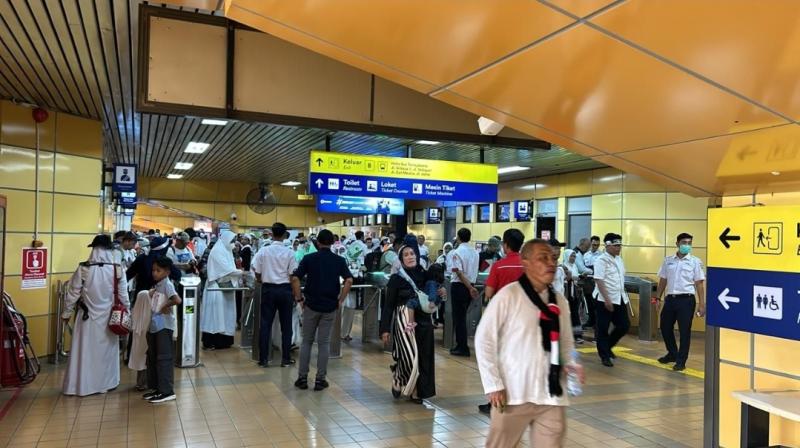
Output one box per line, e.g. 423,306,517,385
174,162,194,170
497,166,530,175
518,183,545,190
167,174,183,180
201,118,228,126
281,181,302,187
415,140,440,145
184,142,209,154
771,171,781,176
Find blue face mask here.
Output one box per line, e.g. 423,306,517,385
679,244,691,255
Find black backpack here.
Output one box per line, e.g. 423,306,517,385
363,250,381,273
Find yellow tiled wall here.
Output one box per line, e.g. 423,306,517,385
0,100,103,356
716,195,800,447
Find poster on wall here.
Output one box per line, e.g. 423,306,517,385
478,204,491,223
21,247,47,289
427,208,442,224
515,201,531,221
496,203,511,222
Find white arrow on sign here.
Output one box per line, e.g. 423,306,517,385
315,179,323,188
718,288,740,310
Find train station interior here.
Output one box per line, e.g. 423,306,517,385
0,1,798,447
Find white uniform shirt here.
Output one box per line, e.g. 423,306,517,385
450,243,479,284
419,244,430,259
657,253,705,295
552,266,566,296
252,241,298,285
592,252,629,305
475,282,574,406
583,249,603,269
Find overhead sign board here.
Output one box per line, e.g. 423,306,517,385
706,206,800,341
316,195,405,216
119,191,137,208
21,247,47,289
308,150,497,202
112,164,137,193
427,208,442,224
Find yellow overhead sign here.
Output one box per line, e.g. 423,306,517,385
309,150,498,184
707,206,800,273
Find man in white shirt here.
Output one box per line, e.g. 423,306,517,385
417,234,430,266
653,232,706,371
252,222,298,367
582,236,603,269
168,232,197,275
593,233,630,367
549,239,566,296
450,228,479,357
476,238,583,447
581,235,603,329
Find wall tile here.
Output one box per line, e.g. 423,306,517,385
754,335,800,378
55,113,102,158
623,192,666,219
718,363,750,448
667,192,709,219
54,153,102,195
621,246,664,275
623,173,667,192
623,219,666,247
53,194,102,233
0,101,55,150
719,328,751,365
591,167,623,194
0,146,55,191
592,193,622,220
0,189,53,233
665,220,707,247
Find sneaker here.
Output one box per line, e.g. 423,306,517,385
148,393,176,403
314,380,329,391
142,390,159,400
281,359,296,367
658,354,676,364
673,363,686,372
478,403,491,415
294,377,308,390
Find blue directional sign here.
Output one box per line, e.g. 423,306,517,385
309,173,496,203
515,201,531,221
112,163,137,193
119,192,137,208
316,195,405,216
706,267,800,341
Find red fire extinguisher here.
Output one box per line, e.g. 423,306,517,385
1,293,39,387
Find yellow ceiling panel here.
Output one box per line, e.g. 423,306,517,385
544,0,620,18
592,0,800,120
225,0,574,88
432,89,602,158
445,24,788,153
616,124,800,196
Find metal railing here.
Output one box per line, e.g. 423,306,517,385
52,280,72,364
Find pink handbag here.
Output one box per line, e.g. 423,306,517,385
108,265,131,336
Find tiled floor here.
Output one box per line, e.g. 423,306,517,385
0,320,705,448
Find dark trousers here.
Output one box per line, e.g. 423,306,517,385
451,282,471,353
146,329,174,395
581,278,596,326
595,301,630,360
660,294,696,363
259,283,293,364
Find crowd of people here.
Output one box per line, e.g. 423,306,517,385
59,223,705,447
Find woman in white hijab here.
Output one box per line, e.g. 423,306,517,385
562,248,585,343
62,235,129,396
200,230,242,349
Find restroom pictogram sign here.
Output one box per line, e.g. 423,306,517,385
21,247,47,289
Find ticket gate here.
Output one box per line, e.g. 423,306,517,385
363,272,389,344
442,272,487,350
176,275,201,368
624,275,659,341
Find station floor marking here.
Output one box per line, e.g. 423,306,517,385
576,346,705,379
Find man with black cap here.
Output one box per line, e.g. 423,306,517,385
592,233,630,367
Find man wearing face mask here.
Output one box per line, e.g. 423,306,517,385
653,233,706,372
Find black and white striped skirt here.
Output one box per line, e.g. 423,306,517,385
390,305,418,397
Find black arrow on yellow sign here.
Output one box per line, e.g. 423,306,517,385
719,227,741,249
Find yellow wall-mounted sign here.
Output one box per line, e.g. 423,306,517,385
707,206,800,273
309,150,498,184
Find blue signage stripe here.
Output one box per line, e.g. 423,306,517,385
309,173,497,203
706,267,800,341
316,195,405,216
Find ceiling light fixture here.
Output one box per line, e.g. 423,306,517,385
415,140,440,145
518,183,545,190
281,181,302,187
184,142,209,154
497,166,531,175
174,162,194,170
167,174,183,180
771,171,781,176
201,118,228,126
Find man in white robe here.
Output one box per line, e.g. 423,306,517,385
62,235,129,396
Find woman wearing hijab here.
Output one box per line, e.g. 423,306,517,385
62,235,129,396
562,249,585,343
380,245,443,404
200,230,242,350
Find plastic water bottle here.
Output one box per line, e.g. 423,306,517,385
567,349,583,397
